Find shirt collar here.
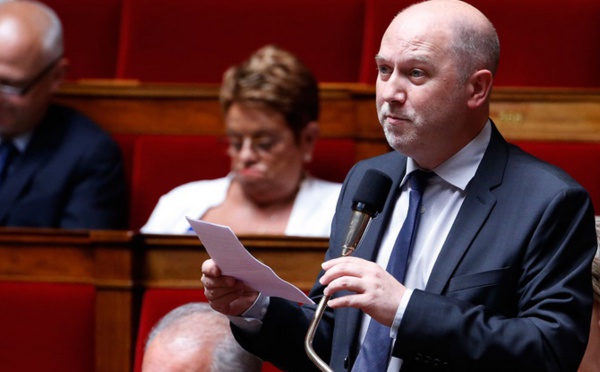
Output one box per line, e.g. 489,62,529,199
404,120,491,191
1,131,33,153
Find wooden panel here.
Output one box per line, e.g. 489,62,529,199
53,81,361,138
490,88,600,142
0,228,330,371
0,228,136,372
139,234,328,292
54,82,600,148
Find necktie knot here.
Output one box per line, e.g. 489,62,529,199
409,169,432,193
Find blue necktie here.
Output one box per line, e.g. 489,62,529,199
352,170,431,371
0,140,18,188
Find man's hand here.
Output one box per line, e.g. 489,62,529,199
201,259,259,316
320,256,405,326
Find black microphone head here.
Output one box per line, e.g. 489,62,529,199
352,169,393,217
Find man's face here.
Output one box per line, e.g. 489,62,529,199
0,39,59,137
375,14,470,168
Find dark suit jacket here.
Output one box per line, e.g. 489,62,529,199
0,104,127,229
233,124,597,371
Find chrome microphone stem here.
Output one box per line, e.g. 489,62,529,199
342,209,372,256
305,226,368,372
304,294,333,372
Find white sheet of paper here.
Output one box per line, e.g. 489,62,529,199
187,217,314,304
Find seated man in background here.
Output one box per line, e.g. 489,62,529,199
0,1,127,229
142,302,262,372
142,45,341,237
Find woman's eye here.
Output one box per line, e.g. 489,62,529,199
255,138,277,151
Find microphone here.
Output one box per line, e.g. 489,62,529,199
305,169,393,372
342,169,393,256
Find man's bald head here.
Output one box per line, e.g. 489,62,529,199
391,0,499,81
0,0,63,67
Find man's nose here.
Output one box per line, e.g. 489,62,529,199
379,74,407,104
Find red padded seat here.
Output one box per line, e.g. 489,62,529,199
129,135,230,230
514,140,600,214
40,0,123,80
0,281,95,372
116,0,365,83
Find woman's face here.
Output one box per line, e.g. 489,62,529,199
225,103,315,204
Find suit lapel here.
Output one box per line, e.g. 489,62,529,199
425,124,508,294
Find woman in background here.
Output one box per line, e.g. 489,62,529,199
142,45,341,237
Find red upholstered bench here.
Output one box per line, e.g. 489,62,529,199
41,0,123,80
513,140,600,214
0,281,95,372
133,288,282,372
116,0,365,83
360,0,600,87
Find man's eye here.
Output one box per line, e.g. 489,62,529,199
0,81,21,89
410,69,425,78
377,65,392,75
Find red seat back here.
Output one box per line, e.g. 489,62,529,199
514,140,600,214
41,0,123,80
129,135,230,230
117,0,365,83
0,281,95,372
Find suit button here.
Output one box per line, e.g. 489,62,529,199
344,357,349,369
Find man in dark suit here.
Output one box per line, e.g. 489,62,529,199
0,1,127,229
202,1,597,370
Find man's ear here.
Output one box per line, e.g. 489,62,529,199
49,57,68,93
466,69,493,109
300,121,319,163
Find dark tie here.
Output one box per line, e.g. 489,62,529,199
352,170,431,372
0,140,18,188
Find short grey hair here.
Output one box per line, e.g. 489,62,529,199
145,302,262,372
451,21,500,82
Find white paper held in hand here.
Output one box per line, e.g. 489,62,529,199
186,217,314,304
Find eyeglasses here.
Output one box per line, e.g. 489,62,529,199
225,134,282,155
0,55,62,97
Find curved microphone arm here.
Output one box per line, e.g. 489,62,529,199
304,170,392,371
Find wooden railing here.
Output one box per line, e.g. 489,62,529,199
0,228,328,372
53,81,600,162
